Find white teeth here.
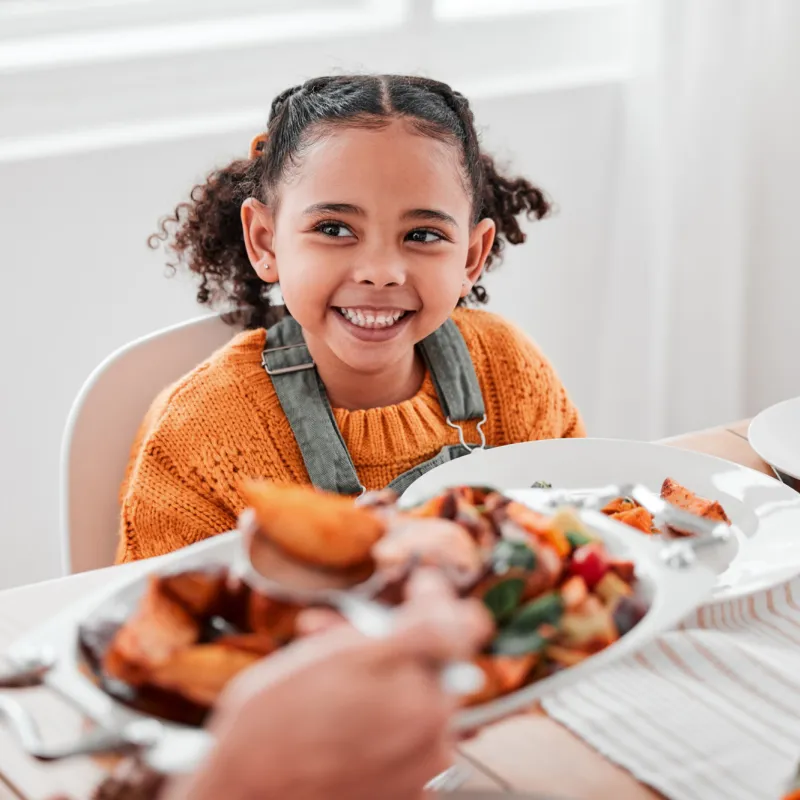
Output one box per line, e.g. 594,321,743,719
338,308,407,329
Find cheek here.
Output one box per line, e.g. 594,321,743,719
415,253,467,308
274,242,340,314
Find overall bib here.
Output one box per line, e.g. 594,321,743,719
261,315,487,496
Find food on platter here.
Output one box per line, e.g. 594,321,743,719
81,482,648,724
659,478,731,536
241,480,385,568
532,478,730,538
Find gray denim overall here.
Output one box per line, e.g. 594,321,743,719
261,315,487,496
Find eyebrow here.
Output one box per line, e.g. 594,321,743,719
303,203,459,228
402,208,459,227
303,202,362,217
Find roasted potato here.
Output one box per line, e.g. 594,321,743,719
661,478,730,536
161,569,227,617
242,481,386,568
147,644,262,707
103,577,200,685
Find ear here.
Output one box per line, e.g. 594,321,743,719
242,198,279,284
460,217,496,298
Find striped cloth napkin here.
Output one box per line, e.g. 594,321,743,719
542,576,800,800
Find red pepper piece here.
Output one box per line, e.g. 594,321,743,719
570,543,609,588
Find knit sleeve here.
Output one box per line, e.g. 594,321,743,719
530,367,586,441
116,441,237,563
510,323,586,441
454,309,586,444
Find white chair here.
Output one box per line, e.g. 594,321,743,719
60,313,237,575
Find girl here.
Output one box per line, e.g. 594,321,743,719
117,74,585,563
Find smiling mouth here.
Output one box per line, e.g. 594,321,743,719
335,307,413,330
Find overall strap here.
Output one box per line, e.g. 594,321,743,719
262,316,363,496
418,318,486,423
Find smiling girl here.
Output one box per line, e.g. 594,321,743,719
117,74,584,563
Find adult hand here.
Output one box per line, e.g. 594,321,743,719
162,568,492,800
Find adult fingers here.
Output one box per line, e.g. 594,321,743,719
295,607,347,637
381,569,493,665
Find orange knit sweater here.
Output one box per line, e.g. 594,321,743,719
116,309,584,563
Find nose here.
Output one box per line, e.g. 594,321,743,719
351,253,407,288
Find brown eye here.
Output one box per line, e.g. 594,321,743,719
316,222,355,238
406,229,444,244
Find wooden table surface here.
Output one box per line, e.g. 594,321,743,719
0,421,775,800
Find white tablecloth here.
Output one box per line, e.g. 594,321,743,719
543,578,800,800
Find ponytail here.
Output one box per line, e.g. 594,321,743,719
475,153,551,301
148,157,279,329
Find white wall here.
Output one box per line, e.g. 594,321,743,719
0,0,629,587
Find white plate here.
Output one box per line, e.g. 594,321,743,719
402,438,800,601
749,397,800,481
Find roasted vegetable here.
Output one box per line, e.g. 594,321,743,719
560,575,589,610
482,578,526,624
242,480,385,568
559,599,618,649
161,569,227,617
491,593,565,656
91,483,651,722
565,530,594,550
610,506,654,534
661,478,730,536
247,593,301,642
601,497,637,516
570,543,610,588
506,502,571,558
491,540,537,574
103,577,200,686
147,644,262,706
595,571,634,603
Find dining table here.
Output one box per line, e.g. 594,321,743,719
0,419,779,800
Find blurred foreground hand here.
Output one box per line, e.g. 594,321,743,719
160,568,491,800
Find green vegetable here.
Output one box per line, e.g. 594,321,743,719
492,628,547,656
531,481,552,489
566,530,594,549
489,592,565,656
491,540,537,574
482,578,525,624
513,592,565,628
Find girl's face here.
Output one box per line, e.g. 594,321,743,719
242,120,495,375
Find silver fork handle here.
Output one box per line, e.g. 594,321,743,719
0,694,162,761
0,653,134,762
0,651,56,689
334,594,485,697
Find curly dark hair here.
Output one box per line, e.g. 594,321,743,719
149,74,552,330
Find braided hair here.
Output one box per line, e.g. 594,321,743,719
150,74,551,330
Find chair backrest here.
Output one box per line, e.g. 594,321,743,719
60,313,237,574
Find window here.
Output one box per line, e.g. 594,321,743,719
0,0,631,162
